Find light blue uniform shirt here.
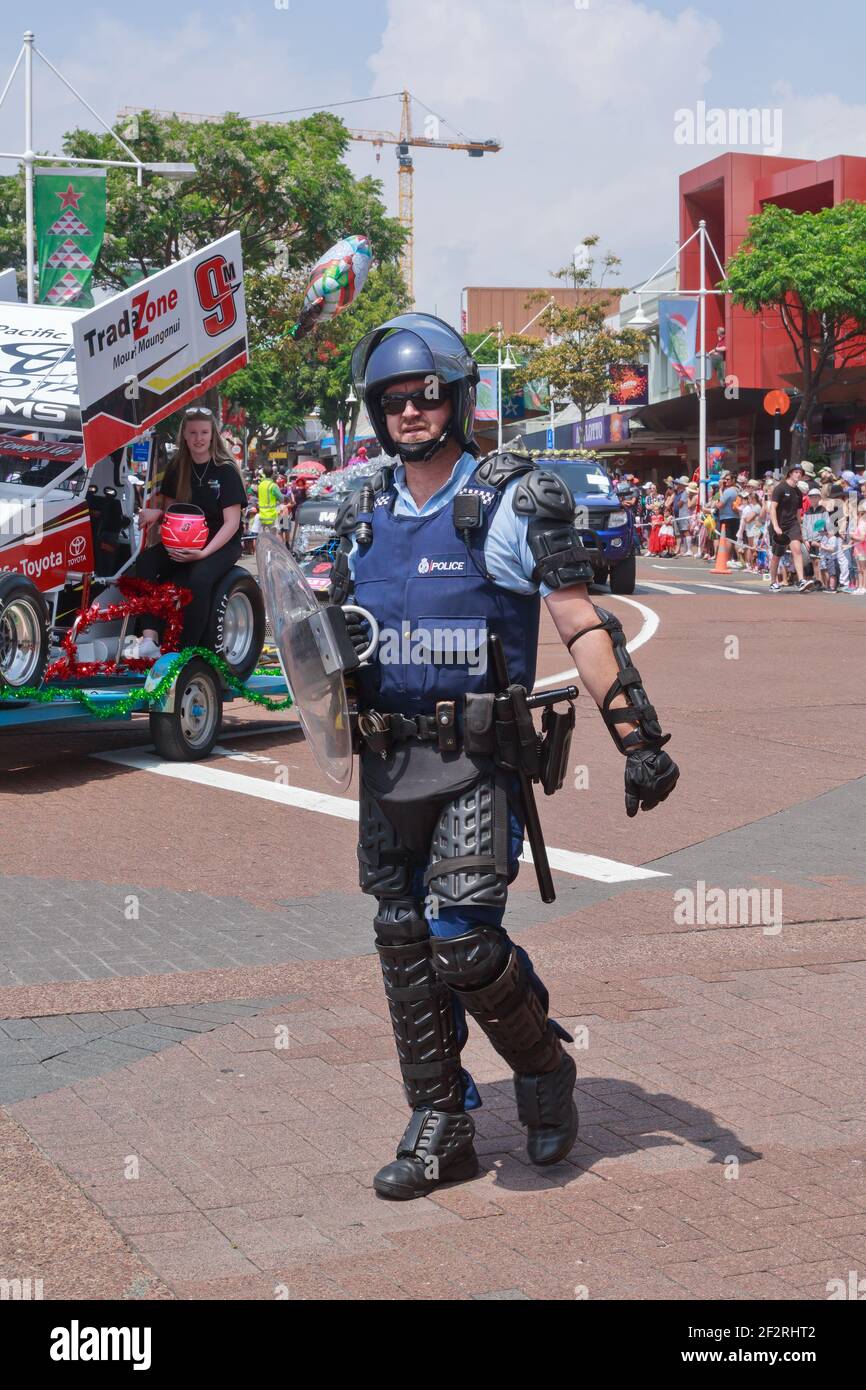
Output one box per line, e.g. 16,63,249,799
347,451,553,597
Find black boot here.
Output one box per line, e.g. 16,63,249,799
373,1108,479,1200
514,1050,578,1165
372,898,478,1200
433,926,579,1167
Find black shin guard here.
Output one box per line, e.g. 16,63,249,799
374,898,464,1113
431,926,562,1075
432,926,578,1165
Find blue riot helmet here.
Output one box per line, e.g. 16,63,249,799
351,312,480,462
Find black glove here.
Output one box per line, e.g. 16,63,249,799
344,610,372,658
624,746,679,818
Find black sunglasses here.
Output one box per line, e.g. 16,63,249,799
379,387,444,416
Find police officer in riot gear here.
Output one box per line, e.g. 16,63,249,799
330,313,678,1200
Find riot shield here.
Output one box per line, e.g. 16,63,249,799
256,531,355,792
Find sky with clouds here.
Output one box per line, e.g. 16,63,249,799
2,0,865,326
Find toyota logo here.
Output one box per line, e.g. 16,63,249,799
69,535,86,558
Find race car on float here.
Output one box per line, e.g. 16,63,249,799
0,236,274,759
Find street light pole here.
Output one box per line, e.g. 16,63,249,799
496,323,503,451
630,222,727,511
23,31,34,304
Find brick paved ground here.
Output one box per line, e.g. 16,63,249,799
3,884,865,1301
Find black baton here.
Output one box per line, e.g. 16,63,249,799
488,634,556,904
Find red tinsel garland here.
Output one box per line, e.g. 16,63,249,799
44,577,193,682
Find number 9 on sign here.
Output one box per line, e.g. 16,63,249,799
194,255,237,336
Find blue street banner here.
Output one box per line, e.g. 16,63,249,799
659,299,698,383
475,366,548,422
476,366,498,421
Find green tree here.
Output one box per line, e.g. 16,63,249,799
1,110,407,437
233,259,410,453
511,237,646,446
725,201,866,464
64,110,403,285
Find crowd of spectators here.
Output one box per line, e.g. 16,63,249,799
615,460,866,593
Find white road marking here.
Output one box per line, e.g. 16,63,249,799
93,748,667,883
692,581,757,596
638,580,693,596
521,843,667,883
533,594,659,691
210,745,284,765
96,750,361,819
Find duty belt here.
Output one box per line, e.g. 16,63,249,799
356,702,459,755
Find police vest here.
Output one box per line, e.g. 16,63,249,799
257,478,280,524
352,464,540,716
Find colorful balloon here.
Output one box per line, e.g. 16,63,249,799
291,234,372,339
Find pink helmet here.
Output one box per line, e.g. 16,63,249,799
161,504,209,551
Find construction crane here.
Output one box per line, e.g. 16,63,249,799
343,91,500,303
117,92,501,303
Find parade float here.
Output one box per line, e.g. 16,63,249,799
0,233,371,758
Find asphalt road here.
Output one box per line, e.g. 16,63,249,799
1,552,862,990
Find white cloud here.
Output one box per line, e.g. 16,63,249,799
0,11,332,166
6,2,866,338
770,82,866,160
362,0,725,323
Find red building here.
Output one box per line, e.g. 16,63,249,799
681,152,866,392
634,154,866,476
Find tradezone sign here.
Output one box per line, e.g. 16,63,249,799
73,232,248,467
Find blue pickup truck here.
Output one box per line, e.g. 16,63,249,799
533,453,637,594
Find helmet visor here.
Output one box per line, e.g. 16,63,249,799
352,312,478,397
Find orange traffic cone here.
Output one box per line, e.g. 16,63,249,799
712,533,731,574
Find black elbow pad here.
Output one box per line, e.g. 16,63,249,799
512,469,594,589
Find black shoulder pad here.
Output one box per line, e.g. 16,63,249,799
475,449,536,489
511,469,575,521
371,465,394,493
333,493,359,538
512,469,594,590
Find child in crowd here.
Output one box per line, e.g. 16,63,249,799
852,501,866,594
819,527,841,592
647,506,665,555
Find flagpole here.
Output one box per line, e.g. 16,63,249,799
698,219,707,510
23,30,34,303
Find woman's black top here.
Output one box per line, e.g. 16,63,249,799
163,460,246,543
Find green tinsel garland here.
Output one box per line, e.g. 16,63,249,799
1,647,294,721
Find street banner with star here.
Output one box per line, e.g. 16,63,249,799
35,167,106,307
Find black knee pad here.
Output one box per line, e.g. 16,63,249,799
430,925,511,992
431,926,561,1076
373,896,428,948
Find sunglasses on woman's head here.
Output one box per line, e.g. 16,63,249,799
379,387,444,416
185,406,213,419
